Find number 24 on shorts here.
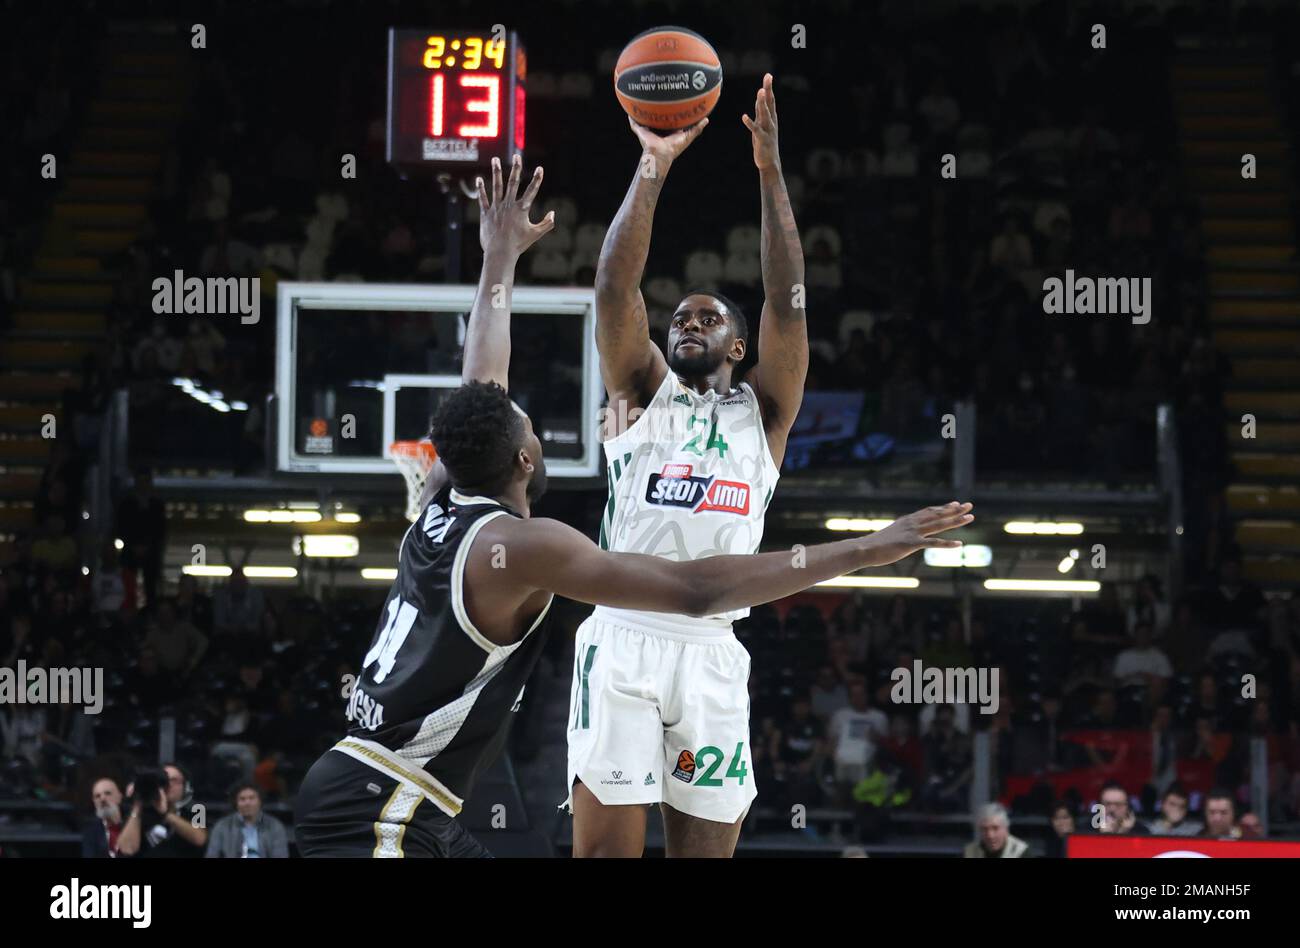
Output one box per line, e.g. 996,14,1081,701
676,742,747,786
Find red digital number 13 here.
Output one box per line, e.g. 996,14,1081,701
429,74,500,138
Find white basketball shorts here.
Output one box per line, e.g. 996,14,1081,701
562,606,756,824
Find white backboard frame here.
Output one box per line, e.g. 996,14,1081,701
380,373,461,458
276,282,601,476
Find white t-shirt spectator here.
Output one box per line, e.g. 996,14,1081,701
828,707,888,766
1113,646,1173,681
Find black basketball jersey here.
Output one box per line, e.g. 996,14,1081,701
338,485,552,817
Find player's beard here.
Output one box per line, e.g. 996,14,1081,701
668,344,724,377
526,463,548,504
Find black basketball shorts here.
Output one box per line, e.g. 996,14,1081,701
294,749,492,858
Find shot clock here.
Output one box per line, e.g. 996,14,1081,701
386,28,525,169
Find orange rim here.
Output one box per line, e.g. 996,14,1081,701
390,440,436,463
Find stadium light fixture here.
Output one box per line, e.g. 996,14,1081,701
817,576,920,589
244,509,322,523
334,512,363,524
825,517,894,532
923,544,992,568
182,565,234,577
295,535,360,558
1057,549,1081,574
984,579,1100,593
1004,521,1084,536
172,377,250,413
361,568,399,581
242,566,298,579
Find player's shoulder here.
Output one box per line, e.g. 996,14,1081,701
474,513,576,545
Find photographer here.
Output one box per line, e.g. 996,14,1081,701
117,763,208,857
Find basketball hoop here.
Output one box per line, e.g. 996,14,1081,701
390,440,437,522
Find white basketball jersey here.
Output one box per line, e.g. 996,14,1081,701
598,371,781,624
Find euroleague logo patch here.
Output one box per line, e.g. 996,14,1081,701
646,464,750,515
672,749,696,783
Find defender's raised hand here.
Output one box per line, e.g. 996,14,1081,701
742,73,781,171
861,502,975,566
628,115,708,171
476,154,556,257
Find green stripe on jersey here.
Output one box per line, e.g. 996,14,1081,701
579,644,598,729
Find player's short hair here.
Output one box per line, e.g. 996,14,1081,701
429,380,524,495
680,288,748,345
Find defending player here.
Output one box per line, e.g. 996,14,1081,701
294,156,974,857
567,73,812,856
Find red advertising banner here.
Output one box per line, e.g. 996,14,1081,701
1068,834,1300,858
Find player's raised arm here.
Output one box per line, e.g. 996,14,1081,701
462,154,556,388
492,503,973,619
422,157,554,509
594,118,708,411
742,74,808,468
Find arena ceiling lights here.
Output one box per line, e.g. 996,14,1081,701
172,376,249,414
295,535,360,558
923,544,992,568
181,565,299,580
244,508,322,523
824,517,894,532
816,576,920,589
983,578,1100,593
181,565,233,577
241,566,298,579
1003,521,1085,535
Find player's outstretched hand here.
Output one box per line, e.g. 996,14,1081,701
628,115,708,171
476,154,556,257
741,73,780,171
862,502,974,566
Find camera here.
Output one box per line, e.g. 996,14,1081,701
126,768,171,823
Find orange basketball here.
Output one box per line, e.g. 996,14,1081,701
614,27,722,131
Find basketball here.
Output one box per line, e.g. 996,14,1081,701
614,26,722,130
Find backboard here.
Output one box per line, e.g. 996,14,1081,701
274,282,601,476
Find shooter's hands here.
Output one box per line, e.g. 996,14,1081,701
859,502,974,567
742,73,780,172
628,115,708,172
476,154,555,257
